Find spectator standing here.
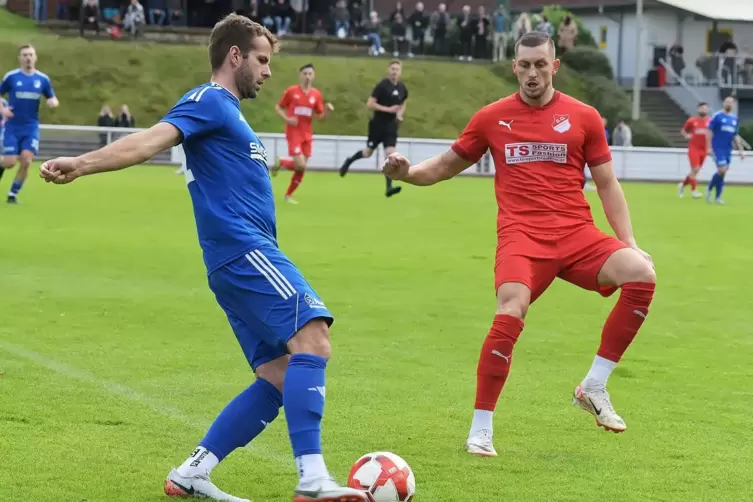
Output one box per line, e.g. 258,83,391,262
613,119,633,147
513,12,531,41
118,104,135,129
97,105,115,147
350,2,364,35
430,3,449,56
390,1,404,23
391,12,408,57
407,2,428,57
557,15,577,53
474,5,489,60
491,6,506,62
535,14,553,37
457,4,473,61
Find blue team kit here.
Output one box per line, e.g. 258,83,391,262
161,83,333,370
709,110,739,168
0,69,55,155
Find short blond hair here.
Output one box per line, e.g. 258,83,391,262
208,14,279,70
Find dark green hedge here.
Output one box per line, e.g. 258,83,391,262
559,46,614,80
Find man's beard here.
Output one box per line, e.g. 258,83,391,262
236,63,257,100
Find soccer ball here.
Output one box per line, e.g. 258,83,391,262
347,451,415,502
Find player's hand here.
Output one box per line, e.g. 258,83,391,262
396,113,404,122
326,102,335,112
0,106,13,119
386,105,401,113
39,157,82,184
382,152,411,180
285,116,298,126
632,245,654,270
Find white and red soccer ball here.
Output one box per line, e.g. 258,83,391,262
347,452,415,502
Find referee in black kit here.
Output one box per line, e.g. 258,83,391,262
339,60,408,198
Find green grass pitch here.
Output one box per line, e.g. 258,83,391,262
1,165,752,501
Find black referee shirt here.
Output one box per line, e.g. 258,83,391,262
370,78,408,122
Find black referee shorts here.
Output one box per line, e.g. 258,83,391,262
367,119,398,149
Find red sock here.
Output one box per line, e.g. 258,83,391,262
286,171,304,196
682,175,691,186
597,282,655,362
280,158,295,170
690,177,698,190
474,314,524,411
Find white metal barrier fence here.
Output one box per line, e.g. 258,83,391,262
39,124,753,184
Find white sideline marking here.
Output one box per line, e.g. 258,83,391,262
0,341,291,466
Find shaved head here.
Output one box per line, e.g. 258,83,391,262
514,31,556,58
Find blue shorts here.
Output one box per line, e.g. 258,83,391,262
713,150,732,168
2,125,40,155
208,243,334,371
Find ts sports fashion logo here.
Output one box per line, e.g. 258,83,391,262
249,142,268,164
504,143,568,164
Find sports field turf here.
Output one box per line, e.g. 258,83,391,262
1,165,752,501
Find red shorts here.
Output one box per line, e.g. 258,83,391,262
494,225,628,302
287,133,312,158
688,150,706,169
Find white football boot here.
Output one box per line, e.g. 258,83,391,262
293,477,367,502
164,468,250,501
572,384,627,433
691,190,703,199
466,428,498,457
284,195,299,205
677,182,685,198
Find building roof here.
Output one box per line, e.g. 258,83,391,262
656,0,753,22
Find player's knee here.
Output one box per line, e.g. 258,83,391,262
293,157,306,172
623,256,656,285
255,355,289,392
496,283,531,319
288,319,331,360
2,158,15,169
362,148,373,158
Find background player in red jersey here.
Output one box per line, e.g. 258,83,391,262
678,102,711,199
382,32,656,456
272,63,334,204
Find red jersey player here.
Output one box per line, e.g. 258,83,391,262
271,63,334,204
678,102,711,198
383,32,656,456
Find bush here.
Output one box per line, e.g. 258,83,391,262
541,5,597,48
583,76,671,147
560,46,614,80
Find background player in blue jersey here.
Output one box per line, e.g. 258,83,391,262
0,44,59,204
39,15,367,502
706,96,745,204
0,97,7,153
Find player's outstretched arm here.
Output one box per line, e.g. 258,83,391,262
40,122,181,184
383,149,472,186
46,97,60,108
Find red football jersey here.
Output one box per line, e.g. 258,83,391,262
682,116,711,152
452,91,612,235
278,85,325,139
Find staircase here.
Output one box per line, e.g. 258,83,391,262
625,88,688,147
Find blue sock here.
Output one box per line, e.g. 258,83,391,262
708,173,720,194
199,378,282,461
284,353,327,457
9,180,23,197
717,173,726,199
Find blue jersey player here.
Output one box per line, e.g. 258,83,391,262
706,96,745,204
0,44,59,204
39,15,367,502
0,97,7,151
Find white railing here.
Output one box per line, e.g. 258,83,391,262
659,58,705,102
38,124,753,184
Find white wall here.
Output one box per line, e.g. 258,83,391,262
579,8,753,82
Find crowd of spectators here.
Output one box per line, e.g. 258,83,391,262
35,0,586,61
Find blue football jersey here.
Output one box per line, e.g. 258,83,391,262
0,69,55,127
709,111,739,152
161,83,277,273
0,97,7,133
